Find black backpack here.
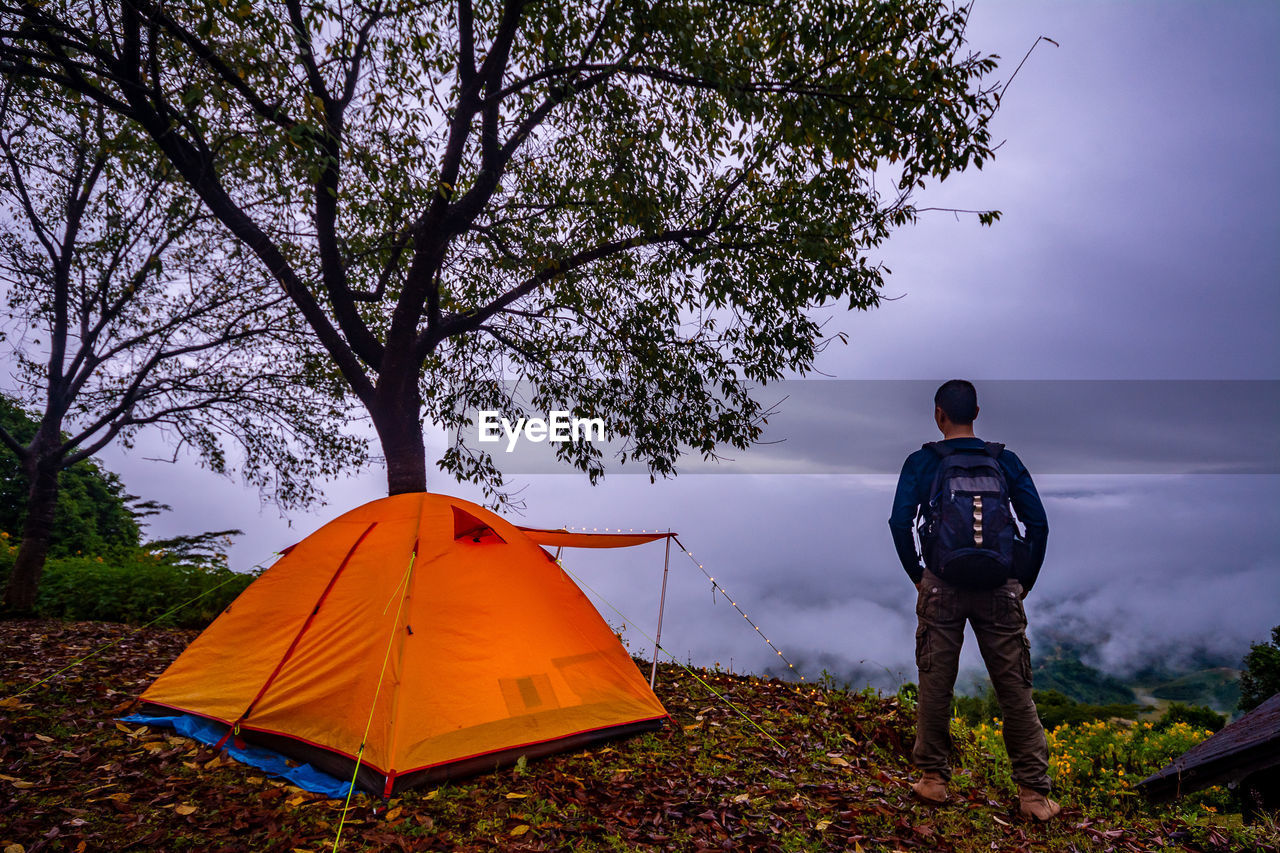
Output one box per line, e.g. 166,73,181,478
916,442,1025,589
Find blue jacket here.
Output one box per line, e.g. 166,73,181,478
889,437,1049,591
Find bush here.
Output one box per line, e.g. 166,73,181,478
954,685,1144,729
0,538,254,628
1156,702,1226,733
953,686,1000,726
967,717,1227,814
1033,689,1144,730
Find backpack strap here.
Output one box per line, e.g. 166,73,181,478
926,441,1005,458
923,441,954,458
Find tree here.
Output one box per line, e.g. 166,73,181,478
1239,625,1280,712
0,85,363,613
1,394,141,556
0,0,1004,497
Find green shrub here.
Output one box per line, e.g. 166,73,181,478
955,685,1145,729
1156,702,1226,733
1033,688,1144,729
0,538,254,628
968,716,1228,814
953,686,1000,726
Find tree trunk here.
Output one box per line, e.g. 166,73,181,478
369,375,427,496
4,458,60,615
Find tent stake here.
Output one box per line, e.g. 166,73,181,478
649,531,671,688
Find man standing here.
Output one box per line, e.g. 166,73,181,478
888,380,1060,821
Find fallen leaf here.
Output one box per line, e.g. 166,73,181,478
816,819,832,831
33,733,53,743
174,804,196,816
505,792,528,799
509,824,530,836
993,815,1009,826
384,806,403,821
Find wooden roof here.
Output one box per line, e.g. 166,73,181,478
1138,692,1280,802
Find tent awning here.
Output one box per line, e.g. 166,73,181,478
516,527,673,549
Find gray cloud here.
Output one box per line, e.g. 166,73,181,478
475,380,1280,475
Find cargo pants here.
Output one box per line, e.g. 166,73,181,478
913,568,1052,793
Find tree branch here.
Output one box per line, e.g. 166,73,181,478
423,225,708,355
0,423,26,459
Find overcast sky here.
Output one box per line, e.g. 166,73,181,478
92,1,1279,690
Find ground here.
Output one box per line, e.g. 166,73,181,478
1,620,1276,852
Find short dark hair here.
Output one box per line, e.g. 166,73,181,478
934,379,978,425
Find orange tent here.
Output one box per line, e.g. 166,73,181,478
139,493,670,794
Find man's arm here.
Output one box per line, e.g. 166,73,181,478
889,455,926,585
1004,452,1049,593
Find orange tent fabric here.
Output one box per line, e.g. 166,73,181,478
140,493,669,794
517,527,673,550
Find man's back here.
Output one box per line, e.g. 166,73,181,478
889,436,1049,592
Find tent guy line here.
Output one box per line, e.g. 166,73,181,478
332,544,421,853
555,559,787,752
673,534,805,682
560,527,805,682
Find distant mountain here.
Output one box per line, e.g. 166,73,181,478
1147,668,1241,711
1032,645,1137,705
1023,645,1242,715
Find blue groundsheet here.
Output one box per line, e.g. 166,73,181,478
120,713,353,798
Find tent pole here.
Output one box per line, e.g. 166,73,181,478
649,531,672,688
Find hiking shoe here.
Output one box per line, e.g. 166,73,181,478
1018,786,1061,821
912,771,948,804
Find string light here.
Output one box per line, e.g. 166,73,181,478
558,527,806,682
671,534,805,682
565,526,663,535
